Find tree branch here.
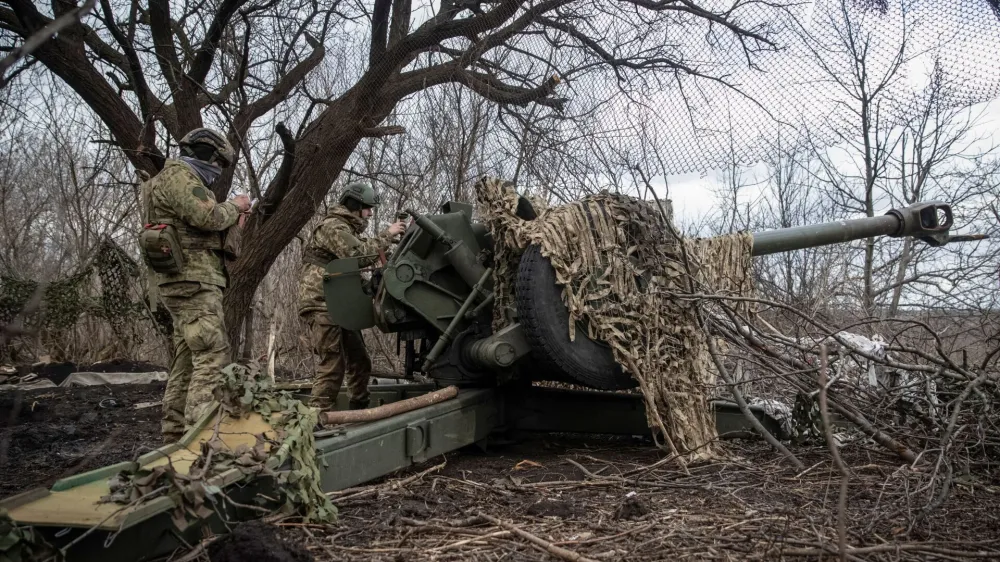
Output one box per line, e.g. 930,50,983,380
147,0,184,94
0,0,96,87
361,125,406,137
388,0,411,48
238,32,323,123
4,0,162,174
370,0,392,66
97,0,157,153
148,0,202,132
257,122,296,219
390,62,564,110
188,0,248,84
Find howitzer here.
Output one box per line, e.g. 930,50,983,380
2,197,982,562
324,199,980,391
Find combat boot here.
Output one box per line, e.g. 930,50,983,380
348,398,370,411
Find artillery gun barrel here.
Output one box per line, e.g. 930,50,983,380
752,214,901,256
750,201,969,256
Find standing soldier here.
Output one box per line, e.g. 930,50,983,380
140,128,251,443
299,182,406,410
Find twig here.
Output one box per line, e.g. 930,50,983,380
330,459,446,503
553,523,656,546
917,371,990,522
704,320,805,470
477,512,599,562
819,345,849,562
52,485,170,558
170,541,209,562
432,530,512,551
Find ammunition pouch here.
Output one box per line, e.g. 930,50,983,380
302,247,336,268
140,224,185,275
140,220,224,274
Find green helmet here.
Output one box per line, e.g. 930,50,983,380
179,127,235,168
339,181,380,208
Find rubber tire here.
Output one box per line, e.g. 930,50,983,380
515,244,637,390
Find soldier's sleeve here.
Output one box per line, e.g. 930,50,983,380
164,173,239,232
351,229,396,267
313,221,394,267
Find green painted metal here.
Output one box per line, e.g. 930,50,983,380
751,201,960,256
465,323,532,371
378,206,488,336
423,268,493,369
322,256,376,330
314,388,499,491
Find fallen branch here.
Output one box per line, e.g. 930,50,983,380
330,459,446,503
320,385,458,425
477,512,599,562
819,345,849,562
705,322,804,470
822,395,918,464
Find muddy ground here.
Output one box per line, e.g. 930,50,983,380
3,382,1000,561
0,382,163,497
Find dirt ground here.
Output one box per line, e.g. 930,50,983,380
3,382,1000,561
0,382,163,497
286,437,1000,561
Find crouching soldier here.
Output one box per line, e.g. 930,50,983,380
298,182,406,410
139,128,250,443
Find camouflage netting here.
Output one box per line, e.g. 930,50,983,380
102,362,335,526
0,237,170,357
476,177,754,460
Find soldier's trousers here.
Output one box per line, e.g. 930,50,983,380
302,310,371,410
159,281,230,443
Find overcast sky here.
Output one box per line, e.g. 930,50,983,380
660,98,1000,224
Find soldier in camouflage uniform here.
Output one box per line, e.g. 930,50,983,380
141,128,251,443
299,182,406,410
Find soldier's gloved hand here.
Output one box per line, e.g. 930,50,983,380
232,194,251,213
387,220,406,237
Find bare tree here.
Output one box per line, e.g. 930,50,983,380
0,0,782,345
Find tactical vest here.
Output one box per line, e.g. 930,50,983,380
301,245,336,268
139,172,225,275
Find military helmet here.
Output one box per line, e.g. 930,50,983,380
339,181,380,208
179,128,235,168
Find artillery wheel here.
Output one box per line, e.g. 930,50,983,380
515,244,636,390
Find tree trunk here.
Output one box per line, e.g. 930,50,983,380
863,237,875,315
240,305,254,360
222,94,370,346
888,237,913,317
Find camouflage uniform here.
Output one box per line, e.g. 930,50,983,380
143,159,240,442
299,205,394,410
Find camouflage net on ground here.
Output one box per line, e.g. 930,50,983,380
476,177,754,460
101,362,335,526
